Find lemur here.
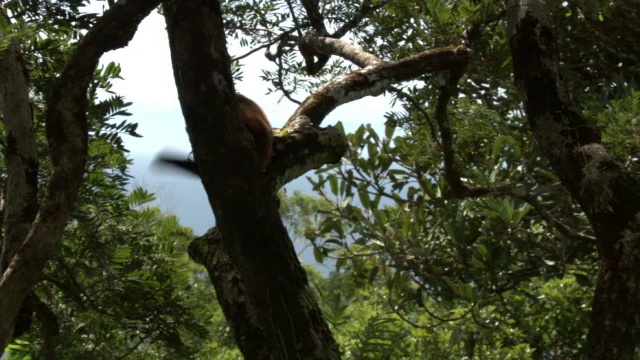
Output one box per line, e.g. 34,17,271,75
155,94,273,175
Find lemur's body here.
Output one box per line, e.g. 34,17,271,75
236,94,272,170
156,94,272,174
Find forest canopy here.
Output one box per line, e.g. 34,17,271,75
1,0,639,359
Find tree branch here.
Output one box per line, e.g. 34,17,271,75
31,294,59,359
435,62,472,197
286,43,470,127
299,0,327,35
0,10,40,340
298,0,386,74
0,0,161,348
297,0,330,74
269,119,348,190
0,5,38,274
516,192,596,244
389,86,441,147
299,30,382,68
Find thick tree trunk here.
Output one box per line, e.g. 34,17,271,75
507,1,640,358
162,1,340,358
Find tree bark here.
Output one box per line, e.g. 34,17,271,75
507,1,640,358
162,1,340,358
0,8,40,341
0,12,38,274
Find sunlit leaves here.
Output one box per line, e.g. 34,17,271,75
282,53,598,357
353,316,410,359
597,89,640,174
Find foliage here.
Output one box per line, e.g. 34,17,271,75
1,1,231,357
296,260,594,359
2,0,639,357
270,0,638,358
5,186,233,358
279,190,333,241
593,89,640,175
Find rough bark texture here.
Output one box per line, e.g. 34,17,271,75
0,0,161,350
267,119,348,190
0,11,40,340
507,1,640,358
0,22,38,273
162,1,340,358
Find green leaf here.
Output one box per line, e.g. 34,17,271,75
329,175,339,196
385,122,396,139
313,246,325,263
112,245,132,264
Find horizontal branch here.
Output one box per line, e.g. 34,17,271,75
286,44,470,127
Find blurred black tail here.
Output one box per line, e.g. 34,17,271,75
152,153,198,176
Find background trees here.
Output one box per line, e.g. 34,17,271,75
1,0,639,359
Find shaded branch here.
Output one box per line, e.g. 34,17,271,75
283,0,304,37
0,5,38,273
0,0,162,347
298,0,330,74
299,0,327,34
435,63,477,197
31,294,59,360
437,179,597,245
275,47,303,105
507,2,640,355
516,192,596,243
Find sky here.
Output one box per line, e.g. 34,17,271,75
81,4,399,267
94,8,397,158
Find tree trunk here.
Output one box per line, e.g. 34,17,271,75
507,1,640,358
162,1,340,358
